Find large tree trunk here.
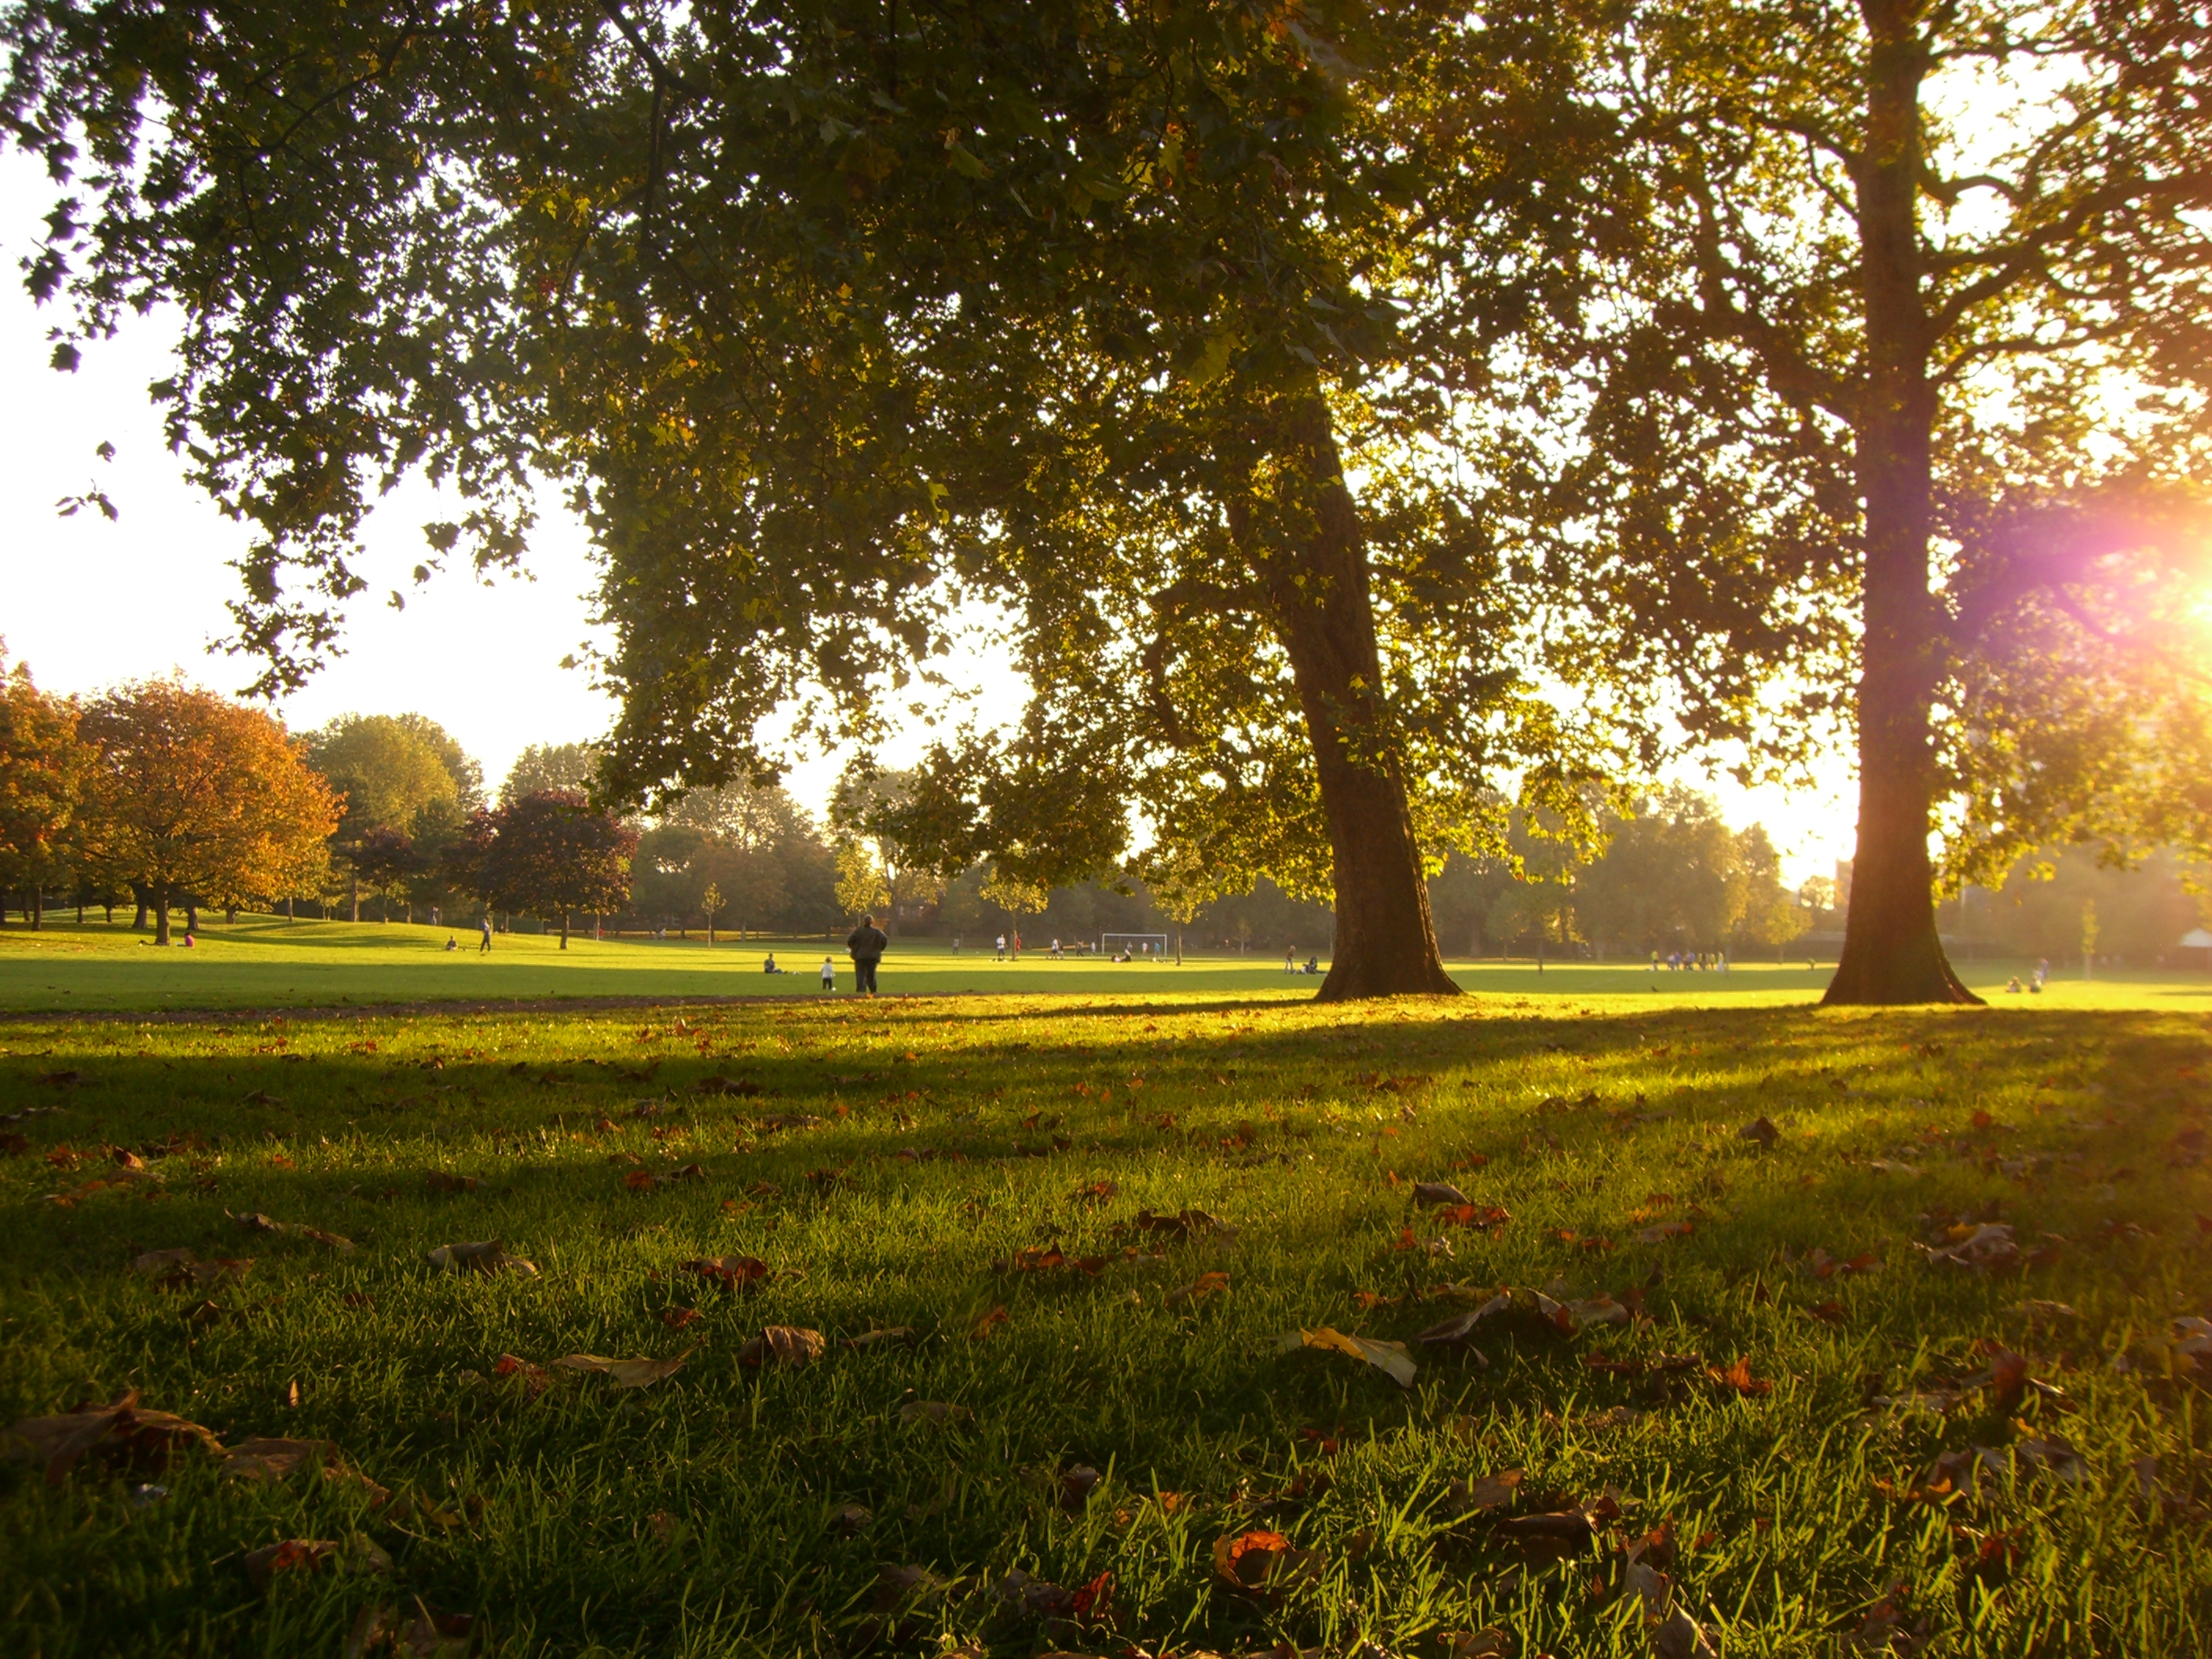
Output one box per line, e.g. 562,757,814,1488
350,871,360,922
30,887,41,931
1826,9,1978,1008
560,912,570,950
1238,390,1459,1002
152,882,172,946
133,883,149,929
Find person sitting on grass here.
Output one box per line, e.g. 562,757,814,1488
445,936,459,952
1302,955,1320,974
764,952,780,973
2006,976,2023,993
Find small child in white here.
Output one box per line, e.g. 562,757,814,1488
819,956,836,991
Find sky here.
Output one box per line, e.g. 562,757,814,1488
0,154,1856,884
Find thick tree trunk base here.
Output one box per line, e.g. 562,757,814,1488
1316,954,1460,1002
1822,928,1980,1006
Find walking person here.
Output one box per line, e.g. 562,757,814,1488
478,915,493,954
848,913,888,995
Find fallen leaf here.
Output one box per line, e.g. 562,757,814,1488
1133,1207,1235,1239
1634,1221,1694,1245
970,1306,1009,1339
0,1392,222,1485
243,1533,392,1585
1412,1309,1492,1361
660,1307,702,1329
1413,1181,1472,1207
222,1437,340,1481
1071,1178,1119,1204
426,1240,538,1276
680,1254,771,1291
229,1211,356,1251
1165,1270,1230,1306
736,1325,825,1368
1441,1469,1522,1515
1738,1117,1781,1147
1654,1607,1719,1659
492,1353,550,1394
1276,1326,1417,1387
1625,1556,1673,1618
426,1172,482,1194
554,1349,694,1389
1440,1633,1510,1659
1705,1357,1773,1397
1211,1528,1324,1591
842,1327,917,1351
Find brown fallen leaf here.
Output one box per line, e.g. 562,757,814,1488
554,1349,694,1389
1705,1357,1774,1397
1276,1326,1417,1387
1212,1528,1324,1591
345,1598,475,1659
493,1353,550,1394
1441,1469,1522,1515
1535,1289,1631,1332
222,1437,341,1481
0,1392,223,1485
1634,1221,1694,1245
898,1399,971,1425
842,1327,917,1352
425,1172,482,1194
1738,1117,1781,1148
243,1533,392,1585
1412,1181,1473,1207
1440,1632,1510,1659
426,1240,538,1276
660,1307,702,1329
1165,1270,1230,1307
229,1211,355,1252
970,1306,1009,1339
736,1326,825,1368
679,1254,771,1291
130,1249,255,1291
1133,1207,1236,1239
241,1089,283,1106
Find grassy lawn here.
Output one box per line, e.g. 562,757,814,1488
5,914,2211,1014
3,990,2209,1656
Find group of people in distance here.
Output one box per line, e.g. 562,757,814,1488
2005,958,2052,995
1281,949,1320,975
1653,950,1727,972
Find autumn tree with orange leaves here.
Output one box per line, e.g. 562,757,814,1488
79,680,339,944
0,652,93,929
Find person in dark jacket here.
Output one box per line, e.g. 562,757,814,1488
846,914,888,994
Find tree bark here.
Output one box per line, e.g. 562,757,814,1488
185,899,198,934
153,882,172,946
560,912,570,950
1826,5,1978,1006
350,870,360,922
1235,389,1459,1002
133,883,149,929
30,887,41,931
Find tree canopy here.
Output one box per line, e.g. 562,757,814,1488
0,653,93,925
452,788,636,947
9,1,2209,1000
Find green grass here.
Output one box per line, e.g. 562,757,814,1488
5,913,2211,1013
3,991,2210,1656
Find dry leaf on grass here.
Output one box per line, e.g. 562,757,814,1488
493,1353,550,1394
843,1327,917,1352
222,1437,343,1481
554,1349,694,1389
1211,1528,1324,1591
660,1307,702,1329
1412,1181,1471,1207
1738,1117,1781,1147
680,1254,771,1291
243,1533,393,1584
1440,1632,1510,1659
1132,1207,1236,1240
1534,1289,1631,1332
898,1399,970,1425
736,1325,824,1368
1634,1221,1694,1245
426,1240,537,1276
1654,1608,1719,1659
229,1211,355,1251
1,1392,222,1485
344,1598,476,1659
1165,1270,1230,1307
1412,1309,1494,1359
1441,1469,1522,1515
1276,1326,1417,1387
970,1306,1009,1339
425,1172,481,1194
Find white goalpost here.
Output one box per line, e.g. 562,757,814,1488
1100,932,1170,959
